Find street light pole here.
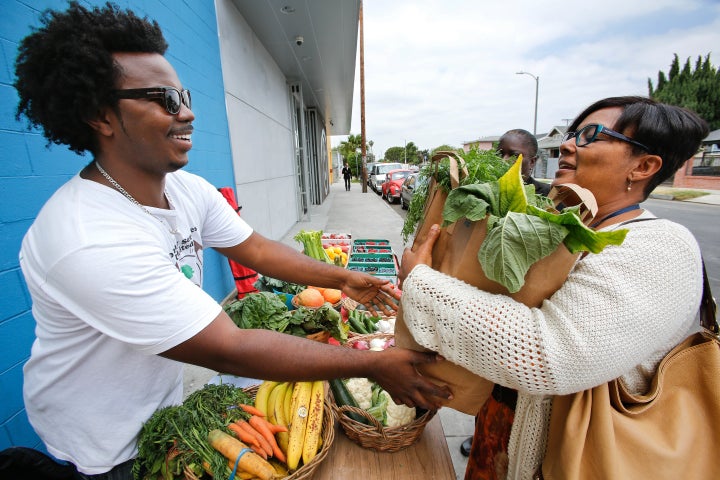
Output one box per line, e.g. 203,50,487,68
516,71,539,136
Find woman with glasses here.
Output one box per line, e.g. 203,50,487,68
399,96,709,479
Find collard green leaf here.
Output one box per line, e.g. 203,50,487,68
442,183,498,225
497,156,528,216
526,205,629,254
479,212,568,293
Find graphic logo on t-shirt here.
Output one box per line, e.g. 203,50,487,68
171,234,203,285
180,264,194,279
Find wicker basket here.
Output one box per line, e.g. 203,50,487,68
180,383,335,479
305,330,331,343
345,332,394,346
330,391,435,453
331,333,436,452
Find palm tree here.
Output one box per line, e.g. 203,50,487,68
338,134,365,178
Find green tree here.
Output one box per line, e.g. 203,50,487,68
384,146,405,163
338,134,366,178
404,141,419,164
417,148,430,164
649,53,719,130
432,144,459,155
384,142,422,164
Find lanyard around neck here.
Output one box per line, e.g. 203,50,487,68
590,204,640,228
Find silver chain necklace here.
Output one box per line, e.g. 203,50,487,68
95,161,179,234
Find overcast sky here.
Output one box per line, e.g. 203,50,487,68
332,0,720,160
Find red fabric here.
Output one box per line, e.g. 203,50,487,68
218,187,258,299
464,389,516,480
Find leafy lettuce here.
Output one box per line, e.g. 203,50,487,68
223,291,348,342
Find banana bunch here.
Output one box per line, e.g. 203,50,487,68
254,380,325,471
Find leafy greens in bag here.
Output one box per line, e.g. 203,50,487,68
442,156,628,293
401,148,512,242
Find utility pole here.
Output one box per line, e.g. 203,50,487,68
359,0,367,193
516,71,539,136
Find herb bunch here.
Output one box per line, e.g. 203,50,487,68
133,384,253,480
401,148,510,242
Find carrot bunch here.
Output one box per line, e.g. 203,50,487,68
227,405,288,463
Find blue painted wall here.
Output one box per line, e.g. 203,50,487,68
0,0,236,451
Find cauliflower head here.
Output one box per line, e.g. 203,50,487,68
344,377,374,409
381,391,416,427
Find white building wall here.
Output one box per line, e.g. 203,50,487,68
215,0,299,240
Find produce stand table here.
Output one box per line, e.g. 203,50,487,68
311,415,455,479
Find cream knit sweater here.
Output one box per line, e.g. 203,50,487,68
401,213,703,479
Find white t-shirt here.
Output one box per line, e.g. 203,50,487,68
20,169,253,474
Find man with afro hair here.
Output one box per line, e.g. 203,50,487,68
15,2,450,478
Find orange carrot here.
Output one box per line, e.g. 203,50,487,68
249,415,287,463
238,403,265,417
268,423,288,434
228,422,260,448
207,429,275,480
237,420,272,457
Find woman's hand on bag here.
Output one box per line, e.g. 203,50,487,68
398,224,441,288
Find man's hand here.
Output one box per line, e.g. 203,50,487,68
369,347,452,410
342,271,401,316
398,224,441,288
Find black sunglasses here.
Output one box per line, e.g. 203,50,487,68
562,124,650,152
112,86,191,115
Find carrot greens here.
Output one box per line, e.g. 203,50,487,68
133,384,253,480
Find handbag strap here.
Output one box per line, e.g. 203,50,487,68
620,217,718,333
701,260,718,333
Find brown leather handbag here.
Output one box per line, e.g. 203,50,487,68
541,260,719,479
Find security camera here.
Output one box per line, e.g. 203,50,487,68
295,36,304,46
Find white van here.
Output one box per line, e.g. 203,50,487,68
369,162,403,193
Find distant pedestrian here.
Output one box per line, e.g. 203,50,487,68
497,129,552,196
342,162,352,190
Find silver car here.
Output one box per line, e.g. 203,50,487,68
399,173,426,210
369,162,403,193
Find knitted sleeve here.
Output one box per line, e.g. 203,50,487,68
400,219,702,396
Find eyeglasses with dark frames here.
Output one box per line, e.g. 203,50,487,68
562,124,650,152
112,86,191,115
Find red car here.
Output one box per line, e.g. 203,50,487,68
381,169,413,203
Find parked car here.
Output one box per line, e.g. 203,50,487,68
364,162,375,185
369,162,403,193
399,173,428,210
381,169,413,203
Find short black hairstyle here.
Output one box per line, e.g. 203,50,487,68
568,96,709,197
500,128,538,158
14,1,168,155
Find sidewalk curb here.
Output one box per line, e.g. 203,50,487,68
649,193,674,201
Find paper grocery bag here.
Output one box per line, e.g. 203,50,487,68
433,216,578,307
395,220,578,415
397,153,587,414
395,305,495,415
